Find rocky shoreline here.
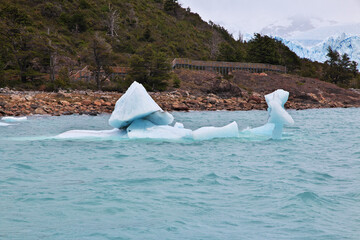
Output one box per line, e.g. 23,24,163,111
1,87,359,117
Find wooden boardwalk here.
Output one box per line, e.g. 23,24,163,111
71,58,286,82
171,58,286,74
71,66,130,82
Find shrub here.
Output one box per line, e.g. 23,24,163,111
172,74,181,88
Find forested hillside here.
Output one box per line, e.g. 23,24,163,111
0,0,358,91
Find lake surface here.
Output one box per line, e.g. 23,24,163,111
1,109,360,240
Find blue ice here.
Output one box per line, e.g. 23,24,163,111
57,82,293,140
244,89,294,139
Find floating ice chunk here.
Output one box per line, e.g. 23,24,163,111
246,123,275,136
265,90,294,126
265,89,289,107
109,81,173,128
174,122,184,128
1,116,27,123
246,89,294,139
0,122,11,126
127,119,192,139
145,110,174,125
56,129,127,139
192,121,239,140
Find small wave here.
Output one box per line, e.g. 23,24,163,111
120,177,174,185
313,171,334,181
112,153,129,158
62,180,85,185
197,173,222,185
205,172,220,179
296,191,320,202
294,191,336,206
11,163,33,170
145,156,164,163
156,165,175,173
230,175,241,180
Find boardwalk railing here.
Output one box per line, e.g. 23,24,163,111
71,66,130,82
171,58,286,74
70,59,286,82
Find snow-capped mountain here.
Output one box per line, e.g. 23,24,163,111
276,33,360,65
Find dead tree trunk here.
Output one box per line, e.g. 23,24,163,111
107,3,119,37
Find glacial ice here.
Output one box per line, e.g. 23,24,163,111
108,81,173,128
56,129,127,139
276,34,360,69
144,111,174,125
58,81,241,140
193,121,239,140
244,123,275,137
57,82,294,141
127,119,193,139
1,116,27,123
246,89,294,139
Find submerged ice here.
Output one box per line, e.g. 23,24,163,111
0,122,11,127
1,116,27,126
1,116,27,123
57,82,294,140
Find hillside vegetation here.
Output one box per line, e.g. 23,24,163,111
0,0,359,91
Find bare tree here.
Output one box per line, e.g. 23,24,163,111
238,31,244,43
46,28,57,83
210,31,221,60
87,33,113,90
106,3,120,37
49,49,57,83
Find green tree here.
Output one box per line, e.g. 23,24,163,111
127,55,148,85
324,47,358,86
149,52,171,90
142,27,152,42
164,0,178,14
245,33,301,72
0,45,9,86
0,5,39,83
128,45,171,91
216,42,244,62
60,12,87,33
247,34,280,65
0,27,38,83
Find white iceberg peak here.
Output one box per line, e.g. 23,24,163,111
245,89,294,139
109,81,173,128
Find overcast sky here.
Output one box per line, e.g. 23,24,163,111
178,0,360,40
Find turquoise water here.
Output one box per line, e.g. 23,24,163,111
1,109,360,240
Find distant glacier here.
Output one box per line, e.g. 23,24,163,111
275,33,360,66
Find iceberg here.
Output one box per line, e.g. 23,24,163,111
57,82,294,141
193,121,239,140
246,89,294,139
0,122,11,126
56,129,127,139
127,119,193,139
58,81,241,141
108,81,173,128
1,116,27,123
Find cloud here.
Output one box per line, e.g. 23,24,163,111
178,0,360,37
